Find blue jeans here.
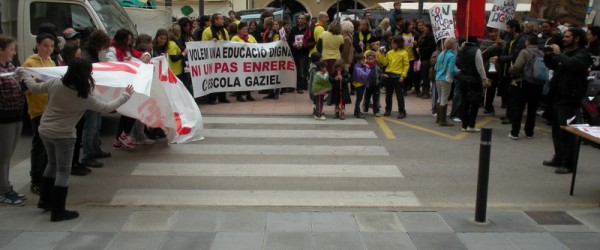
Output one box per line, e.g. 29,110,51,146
40,135,75,187
82,110,102,161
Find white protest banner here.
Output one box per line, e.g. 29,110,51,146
23,57,204,144
429,4,455,41
186,40,297,97
487,0,517,30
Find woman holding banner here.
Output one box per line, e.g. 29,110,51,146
231,22,257,102
202,13,230,104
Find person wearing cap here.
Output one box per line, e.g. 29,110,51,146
63,28,81,47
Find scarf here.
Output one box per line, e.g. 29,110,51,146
111,40,143,62
238,33,249,42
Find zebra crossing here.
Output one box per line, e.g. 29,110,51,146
108,116,421,208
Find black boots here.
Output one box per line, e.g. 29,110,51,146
438,105,454,126
50,186,79,222
37,177,54,210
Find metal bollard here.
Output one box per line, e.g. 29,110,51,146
475,128,492,223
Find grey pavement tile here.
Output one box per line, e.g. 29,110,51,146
354,212,405,232
525,211,582,225
158,231,215,250
552,232,600,250
263,232,313,250
53,232,116,250
314,232,364,250
488,211,545,232
211,232,263,250
540,225,593,232
171,210,222,232
122,210,178,231
0,207,46,230
456,233,519,250
311,212,359,232
26,212,82,232
568,210,600,232
74,208,133,232
397,212,453,232
409,232,468,250
439,211,502,233
218,211,266,232
0,230,21,247
266,212,311,232
505,233,569,250
361,232,417,250
2,232,69,250
106,231,167,250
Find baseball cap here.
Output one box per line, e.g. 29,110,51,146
63,28,80,39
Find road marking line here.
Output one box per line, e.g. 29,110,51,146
203,116,368,125
132,163,403,178
374,117,396,139
204,129,377,138
379,116,496,140
150,144,389,156
109,189,421,207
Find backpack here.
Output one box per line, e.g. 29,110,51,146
523,49,549,85
303,23,320,50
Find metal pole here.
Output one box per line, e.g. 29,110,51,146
199,0,204,16
475,127,492,223
418,0,424,19
336,0,340,20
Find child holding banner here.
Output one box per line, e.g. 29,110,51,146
231,22,257,102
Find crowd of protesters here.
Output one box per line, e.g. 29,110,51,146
1,1,600,223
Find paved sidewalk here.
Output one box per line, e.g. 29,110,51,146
1,206,599,249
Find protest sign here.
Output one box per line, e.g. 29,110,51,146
429,4,455,41
186,40,297,97
23,57,204,144
487,0,516,30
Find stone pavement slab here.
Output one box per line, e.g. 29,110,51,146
171,210,222,232
263,232,313,250
568,210,600,232
54,232,116,250
158,231,215,250
74,208,132,232
488,211,545,232
552,232,600,250
457,233,519,250
266,212,311,232
2,231,68,250
354,211,405,232
218,211,267,232
397,211,454,232
409,232,468,250
0,207,45,230
439,211,502,233
211,232,264,250
121,210,177,231
105,231,167,250
310,212,359,232
361,232,417,250
0,231,21,247
313,232,364,250
504,232,569,250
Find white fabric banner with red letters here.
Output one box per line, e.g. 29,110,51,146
186,40,297,97
23,57,204,144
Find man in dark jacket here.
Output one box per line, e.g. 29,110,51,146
287,14,309,93
542,27,593,174
490,19,527,124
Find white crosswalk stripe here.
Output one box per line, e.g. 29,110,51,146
204,129,377,138
149,144,389,156
203,116,368,125
132,163,403,178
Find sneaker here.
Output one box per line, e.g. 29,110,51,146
383,111,391,117
483,109,495,115
95,150,111,159
30,183,40,195
508,133,520,140
71,163,90,176
525,134,534,139
318,115,326,120
118,132,136,148
374,112,381,117
8,186,26,200
82,158,104,168
451,117,462,122
461,128,468,132
113,140,134,150
135,138,155,145
397,113,406,119
466,127,481,133
314,115,320,120
0,192,24,206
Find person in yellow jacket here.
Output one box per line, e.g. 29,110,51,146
22,33,56,194
309,12,329,57
202,13,230,104
377,36,409,119
231,22,256,102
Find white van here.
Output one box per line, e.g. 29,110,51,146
1,0,137,63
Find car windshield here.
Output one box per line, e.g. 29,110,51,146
88,0,138,37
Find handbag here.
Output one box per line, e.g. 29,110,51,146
413,57,421,72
